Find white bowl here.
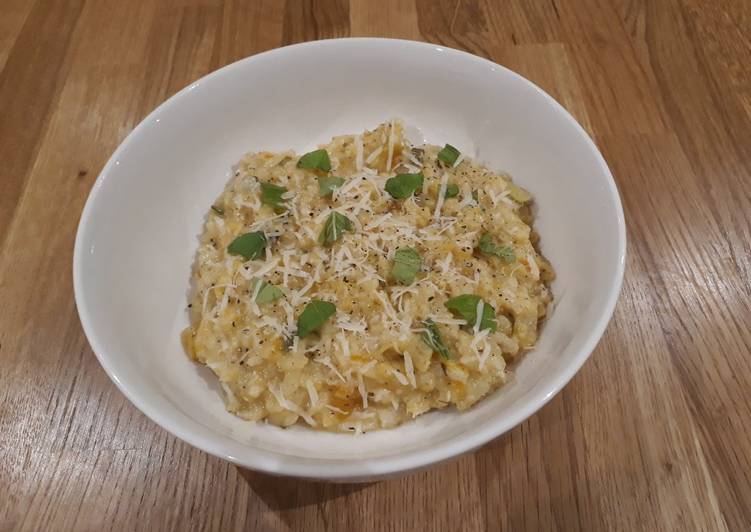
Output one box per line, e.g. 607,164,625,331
74,38,625,481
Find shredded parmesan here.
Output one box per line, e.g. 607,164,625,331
473,299,484,336
325,404,347,414
249,278,263,316
365,145,383,164
338,332,351,360
403,149,421,167
201,283,236,314
364,213,392,230
268,383,316,426
305,380,319,409
390,368,409,386
403,352,416,388
247,212,287,231
429,316,468,326
433,171,450,221
337,314,367,333
527,252,540,280
357,372,368,408
314,356,346,383
385,119,396,171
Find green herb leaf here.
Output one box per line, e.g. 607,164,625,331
478,233,516,262
507,183,532,203
297,149,331,172
252,279,284,305
297,299,336,338
472,190,479,202
211,205,224,216
444,183,459,198
421,319,452,359
444,294,497,333
385,172,424,199
391,247,422,285
437,144,461,166
318,212,353,246
318,176,345,197
260,182,287,211
227,231,267,260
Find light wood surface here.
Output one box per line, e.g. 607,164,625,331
1,1,750,530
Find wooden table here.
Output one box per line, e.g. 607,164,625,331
2,0,750,530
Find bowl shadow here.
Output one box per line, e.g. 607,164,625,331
237,468,374,511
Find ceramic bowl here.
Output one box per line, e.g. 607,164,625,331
74,38,626,481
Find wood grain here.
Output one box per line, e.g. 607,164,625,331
1,0,750,530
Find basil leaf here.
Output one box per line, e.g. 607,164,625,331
260,182,287,211
252,279,284,305
297,149,331,171
297,299,336,338
318,176,345,197
444,183,459,198
385,172,424,199
392,247,421,285
437,144,460,166
478,233,516,262
227,231,267,260
421,319,451,359
211,205,224,216
444,294,497,333
318,212,353,246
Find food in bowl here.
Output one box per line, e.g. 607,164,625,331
182,120,554,433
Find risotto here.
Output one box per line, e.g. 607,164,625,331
182,121,554,433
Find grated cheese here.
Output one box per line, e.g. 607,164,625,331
338,332,351,360
314,356,346,383
403,149,421,167
527,252,540,280
247,212,287,231
305,380,319,409
201,283,236,314
365,145,383,164
325,404,347,414
364,213,392,230
433,171,450,221
385,119,396,171
280,300,296,336
267,383,316,426
337,314,367,333
249,277,263,316
389,368,409,386
403,352,416,388
429,316,468,326
357,372,368,408
473,299,484,336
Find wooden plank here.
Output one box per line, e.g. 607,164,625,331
0,0,35,72
0,0,85,249
1,0,751,529
492,43,594,137
211,0,285,68
350,0,422,40
415,0,493,58
282,0,350,45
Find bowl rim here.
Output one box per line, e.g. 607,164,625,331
73,37,626,480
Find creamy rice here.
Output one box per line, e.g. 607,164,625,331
182,121,554,433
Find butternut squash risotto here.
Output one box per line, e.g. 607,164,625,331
182,120,554,433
